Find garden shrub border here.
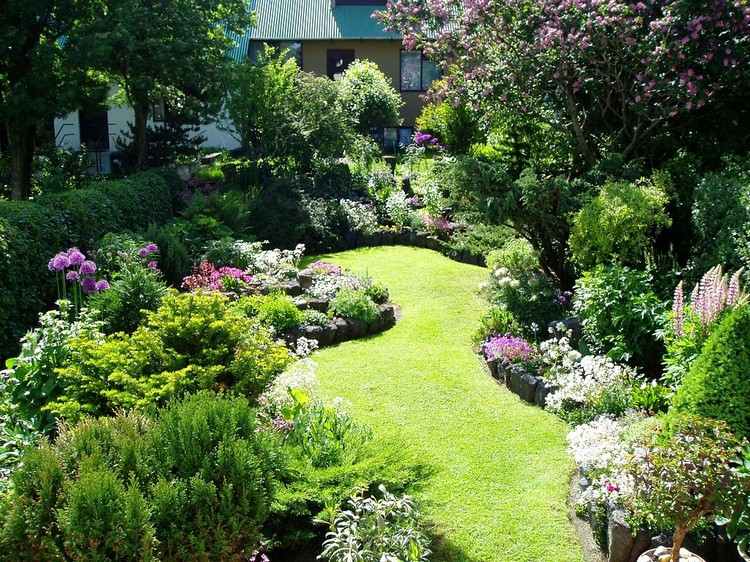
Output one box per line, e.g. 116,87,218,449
0,170,181,360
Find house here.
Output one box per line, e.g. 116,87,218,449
54,0,437,172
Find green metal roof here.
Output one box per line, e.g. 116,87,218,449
249,0,399,41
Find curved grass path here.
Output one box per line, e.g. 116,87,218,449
311,246,583,562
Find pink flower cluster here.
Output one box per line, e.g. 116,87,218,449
672,265,745,336
422,214,455,233
181,261,254,292
309,260,342,276
482,334,536,364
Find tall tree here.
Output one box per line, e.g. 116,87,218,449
77,0,253,169
0,0,108,199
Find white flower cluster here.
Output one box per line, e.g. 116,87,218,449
545,355,635,413
568,415,629,474
385,191,411,227
540,329,635,414
293,336,319,358
493,267,521,289
247,243,306,280
568,415,638,513
339,199,379,235
260,358,319,414
306,273,365,301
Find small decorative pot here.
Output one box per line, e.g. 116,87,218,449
637,546,706,562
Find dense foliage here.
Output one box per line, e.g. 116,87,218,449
0,170,178,359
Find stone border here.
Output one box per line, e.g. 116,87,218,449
260,269,400,351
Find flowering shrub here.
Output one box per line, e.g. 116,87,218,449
540,329,640,423
378,0,750,164
385,191,413,228
664,266,746,387
181,261,254,293
308,260,343,276
320,486,431,562
246,243,305,281
481,334,535,365
414,130,439,148
421,212,455,235
568,415,638,515
339,199,379,235
625,415,746,562
672,264,745,336
307,274,365,301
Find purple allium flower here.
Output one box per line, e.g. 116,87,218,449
81,277,98,294
95,280,110,292
138,247,149,258
66,270,80,282
67,248,86,266
147,260,159,271
145,243,159,254
79,260,97,275
482,334,536,364
48,252,71,272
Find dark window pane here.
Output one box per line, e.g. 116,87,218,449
400,51,421,91
398,127,413,149
327,49,355,79
422,59,441,90
79,109,109,151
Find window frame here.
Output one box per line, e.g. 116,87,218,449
399,50,439,92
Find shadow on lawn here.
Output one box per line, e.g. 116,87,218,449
428,531,487,562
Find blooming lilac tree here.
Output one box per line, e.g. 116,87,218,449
378,0,750,166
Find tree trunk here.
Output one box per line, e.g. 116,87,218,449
133,101,149,170
563,86,597,168
671,526,688,562
8,123,35,200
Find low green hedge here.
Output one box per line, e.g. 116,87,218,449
0,170,179,359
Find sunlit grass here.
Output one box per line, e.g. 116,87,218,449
311,246,582,562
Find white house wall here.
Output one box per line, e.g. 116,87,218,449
54,98,241,174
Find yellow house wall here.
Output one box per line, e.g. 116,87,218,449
300,39,424,126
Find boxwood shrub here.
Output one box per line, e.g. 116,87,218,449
0,392,277,561
673,304,750,438
0,170,179,359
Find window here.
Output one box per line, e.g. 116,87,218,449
249,41,303,67
327,49,355,80
378,127,414,155
400,51,440,92
79,108,109,151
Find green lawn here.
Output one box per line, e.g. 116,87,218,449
311,246,583,562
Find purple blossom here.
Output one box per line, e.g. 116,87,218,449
48,253,70,272
95,280,110,292
147,260,159,271
67,248,86,266
482,334,536,364
66,271,80,282
81,277,98,295
79,260,97,275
